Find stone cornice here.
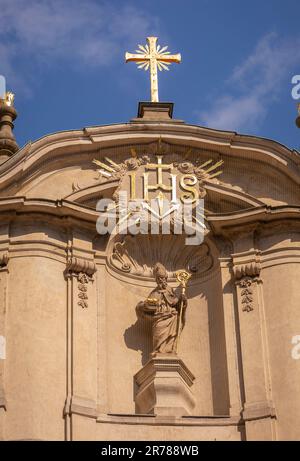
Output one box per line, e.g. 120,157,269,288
67,396,97,419
135,355,196,389
207,205,300,235
0,198,300,237
0,197,98,227
96,413,242,427
242,401,276,422
233,261,261,280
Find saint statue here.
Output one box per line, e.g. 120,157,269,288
137,263,189,355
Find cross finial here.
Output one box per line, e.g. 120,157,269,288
125,37,181,103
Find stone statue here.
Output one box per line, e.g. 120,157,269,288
137,263,189,355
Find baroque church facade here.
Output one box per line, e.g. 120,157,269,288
0,94,299,441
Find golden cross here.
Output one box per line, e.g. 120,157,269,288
146,155,173,186
143,155,176,201
125,37,181,103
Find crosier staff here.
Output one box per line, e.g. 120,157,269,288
174,270,191,353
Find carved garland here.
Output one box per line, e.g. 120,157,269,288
233,260,261,313
77,273,92,309
237,278,255,312
66,257,97,309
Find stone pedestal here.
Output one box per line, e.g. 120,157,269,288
134,354,195,417
131,101,184,124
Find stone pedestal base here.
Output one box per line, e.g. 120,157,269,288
134,354,195,417
131,102,184,124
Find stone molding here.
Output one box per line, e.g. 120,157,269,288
135,356,196,389
242,401,276,422
1,199,300,239
69,396,97,419
232,255,261,313
233,260,261,280
64,395,97,419
96,413,242,427
66,256,96,277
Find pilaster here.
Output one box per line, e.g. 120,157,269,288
64,232,97,440
0,250,9,440
231,233,276,440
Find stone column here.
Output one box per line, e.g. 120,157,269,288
232,245,276,440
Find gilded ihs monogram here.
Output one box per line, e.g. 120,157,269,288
93,144,223,204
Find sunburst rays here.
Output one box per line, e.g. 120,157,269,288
134,43,173,72
93,159,117,178
200,159,224,180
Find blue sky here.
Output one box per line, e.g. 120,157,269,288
0,0,299,150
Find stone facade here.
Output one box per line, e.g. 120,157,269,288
0,102,299,440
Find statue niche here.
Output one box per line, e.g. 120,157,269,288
134,263,196,416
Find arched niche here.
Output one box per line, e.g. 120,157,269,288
100,231,230,416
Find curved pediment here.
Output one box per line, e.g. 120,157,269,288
0,121,299,213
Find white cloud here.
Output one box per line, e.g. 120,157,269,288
199,33,300,132
0,0,159,92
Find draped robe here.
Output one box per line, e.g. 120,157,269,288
137,285,186,354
